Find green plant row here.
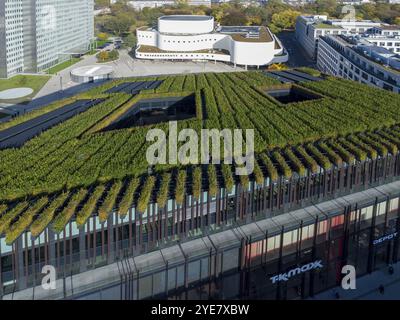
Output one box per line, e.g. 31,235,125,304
6,196,48,244
30,192,69,237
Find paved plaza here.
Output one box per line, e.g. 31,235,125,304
1,47,244,115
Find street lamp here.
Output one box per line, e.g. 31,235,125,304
60,75,63,93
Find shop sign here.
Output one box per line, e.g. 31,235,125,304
373,232,398,245
270,260,323,284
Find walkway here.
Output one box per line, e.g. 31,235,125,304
312,261,400,300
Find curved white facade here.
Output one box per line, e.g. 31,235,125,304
71,65,114,83
136,15,288,67
158,15,214,35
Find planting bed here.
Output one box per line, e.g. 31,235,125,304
0,70,399,243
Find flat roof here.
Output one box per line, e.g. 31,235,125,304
71,65,114,77
0,71,400,241
159,15,213,21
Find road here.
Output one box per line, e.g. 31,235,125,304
277,31,316,68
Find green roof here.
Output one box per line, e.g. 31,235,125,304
315,23,343,29
0,71,400,242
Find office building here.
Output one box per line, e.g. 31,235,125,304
317,34,400,93
295,15,384,59
0,0,94,78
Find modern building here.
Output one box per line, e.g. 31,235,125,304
0,71,399,300
128,0,175,10
360,34,400,54
70,65,114,84
317,34,400,93
0,0,94,79
295,15,385,59
135,15,288,68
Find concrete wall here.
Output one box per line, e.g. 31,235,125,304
0,2,6,78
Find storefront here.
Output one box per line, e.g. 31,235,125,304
167,196,400,300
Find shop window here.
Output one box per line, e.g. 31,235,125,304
318,220,328,235
350,210,358,222
390,197,399,212
377,202,387,216
301,225,315,240
360,206,373,220
267,235,281,251
283,229,298,246
246,240,265,259
331,214,344,228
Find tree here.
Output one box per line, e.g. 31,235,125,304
268,63,288,71
221,8,249,26
124,33,137,48
270,9,301,33
97,32,108,41
395,17,400,25
315,0,338,16
108,50,119,61
95,0,111,8
97,51,109,62
103,14,135,36
211,6,225,23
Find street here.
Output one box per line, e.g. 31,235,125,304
277,31,316,68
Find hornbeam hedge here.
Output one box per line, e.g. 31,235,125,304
0,71,399,242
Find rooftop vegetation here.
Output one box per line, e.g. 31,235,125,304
229,27,273,43
315,23,343,29
0,70,400,243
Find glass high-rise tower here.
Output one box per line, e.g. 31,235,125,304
0,0,94,78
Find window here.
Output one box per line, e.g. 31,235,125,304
390,198,399,212
377,202,387,216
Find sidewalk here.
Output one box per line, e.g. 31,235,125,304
311,262,400,300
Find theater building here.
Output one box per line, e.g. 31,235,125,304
135,15,288,68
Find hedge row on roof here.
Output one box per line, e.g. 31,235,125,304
0,72,399,242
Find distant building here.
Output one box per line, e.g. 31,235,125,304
339,0,371,4
94,7,112,15
317,34,400,93
127,0,211,10
0,0,94,79
295,15,383,59
361,34,400,53
136,15,288,68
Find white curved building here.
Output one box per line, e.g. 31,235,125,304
136,15,288,68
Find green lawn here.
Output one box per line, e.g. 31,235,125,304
47,58,82,75
0,75,51,103
96,39,110,48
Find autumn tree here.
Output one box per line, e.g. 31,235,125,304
270,9,301,33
